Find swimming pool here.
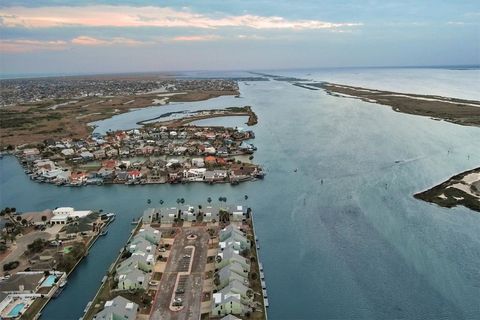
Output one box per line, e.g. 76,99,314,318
7,303,25,317
41,275,57,287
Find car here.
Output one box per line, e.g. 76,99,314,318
175,288,185,294
172,301,183,307
159,247,166,252
183,254,191,259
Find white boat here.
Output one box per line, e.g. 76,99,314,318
106,212,116,221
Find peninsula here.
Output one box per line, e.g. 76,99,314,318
316,82,480,127
414,167,480,213
82,204,267,320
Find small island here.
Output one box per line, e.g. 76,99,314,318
414,167,480,213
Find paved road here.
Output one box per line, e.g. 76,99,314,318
151,227,209,320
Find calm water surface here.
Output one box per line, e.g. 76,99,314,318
1,69,480,319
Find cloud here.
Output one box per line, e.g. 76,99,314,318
0,5,362,30
171,35,222,42
0,39,67,53
237,34,266,40
71,36,143,46
0,36,145,53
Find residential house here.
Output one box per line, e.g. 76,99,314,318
216,246,250,270
128,236,156,254
138,226,161,245
220,280,253,303
211,292,250,317
231,205,246,222
142,208,156,224
203,206,219,222
160,207,178,224
116,254,154,274
216,267,249,290
116,268,150,291
93,295,138,320
180,205,197,222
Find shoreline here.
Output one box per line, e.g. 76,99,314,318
310,82,480,127
414,167,480,213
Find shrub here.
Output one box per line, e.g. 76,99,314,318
3,261,19,271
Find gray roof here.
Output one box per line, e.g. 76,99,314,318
93,295,138,320
218,267,247,286
220,279,250,297
117,268,150,290
221,315,242,320
0,272,44,292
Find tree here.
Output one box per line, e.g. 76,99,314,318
159,200,164,205
16,216,22,222
244,195,248,200
21,218,28,226
11,208,16,213
207,197,212,204
41,215,47,222
180,198,185,204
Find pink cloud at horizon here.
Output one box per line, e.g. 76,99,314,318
0,5,362,30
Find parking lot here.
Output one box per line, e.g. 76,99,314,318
150,227,210,320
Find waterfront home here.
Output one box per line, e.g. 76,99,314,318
211,292,250,317
93,295,138,320
184,168,206,182
220,225,245,242
0,272,45,294
138,226,161,245
216,267,248,290
50,207,92,225
127,170,142,180
220,315,242,320
220,280,253,303
142,208,156,224
180,205,197,222
220,238,248,253
203,206,220,222
128,236,156,254
116,268,150,291
116,254,154,274
223,261,250,278
216,246,250,270
191,158,205,168
231,206,247,222
160,207,178,224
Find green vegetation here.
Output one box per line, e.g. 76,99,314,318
27,238,48,253
3,260,19,271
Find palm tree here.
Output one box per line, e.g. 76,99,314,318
207,197,212,204
244,195,248,200
159,200,164,205
147,199,151,204
219,209,230,223
180,198,185,204
176,198,181,205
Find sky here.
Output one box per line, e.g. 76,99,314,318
0,0,479,75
